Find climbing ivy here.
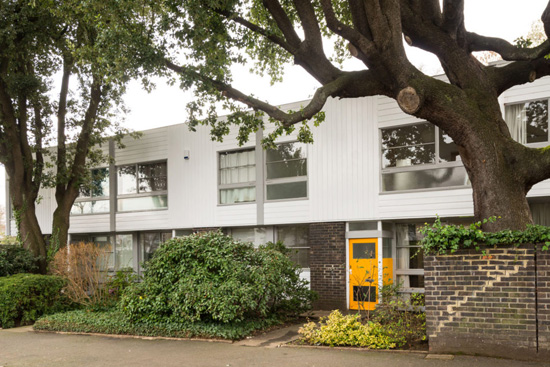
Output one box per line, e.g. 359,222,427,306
420,216,550,255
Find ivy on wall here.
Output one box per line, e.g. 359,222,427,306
420,217,550,255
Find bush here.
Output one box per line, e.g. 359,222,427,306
34,309,281,340
298,310,397,349
372,284,426,347
0,273,72,328
0,244,38,276
49,242,113,308
120,232,316,324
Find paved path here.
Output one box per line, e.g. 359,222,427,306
1,326,549,367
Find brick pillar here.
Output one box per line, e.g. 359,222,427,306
309,222,346,310
538,244,550,359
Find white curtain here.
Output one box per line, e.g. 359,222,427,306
505,104,526,144
396,224,410,288
531,203,550,226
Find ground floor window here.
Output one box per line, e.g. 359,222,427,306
139,231,172,264
395,224,425,291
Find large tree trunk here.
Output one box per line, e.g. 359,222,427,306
51,204,72,250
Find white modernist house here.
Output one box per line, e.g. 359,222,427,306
6,75,550,310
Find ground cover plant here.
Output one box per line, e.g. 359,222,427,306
0,273,72,328
36,232,316,339
298,284,426,349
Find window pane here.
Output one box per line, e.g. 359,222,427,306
220,150,255,185
505,100,548,144
353,286,377,302
439,130,460,162
175,229,192,237
231,227,267,246
349,222,377,231
220,187,255,204
116,234,133,270
382,166,469,191
381,123,435,149
397,247,424,269
91,168,109,197
353,242,376,259
137,162,167,192
266,143,306,163
118,165,137,195
397,275,424,288
382,144,435,168
140,232,160,263
277,225,309,248
266,181,307,200
118,195,168,211
288,248,310,269
138,162,167,179
383,238,392,258
139,177,167,192
71,200,110,215
266,159,307,179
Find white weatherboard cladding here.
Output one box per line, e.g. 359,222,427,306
115,127,168,165
70,214,110,233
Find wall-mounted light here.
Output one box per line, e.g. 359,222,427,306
183,150,190,160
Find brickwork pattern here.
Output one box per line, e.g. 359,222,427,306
425,245,550,360
538,244,550,358
309,222,346,310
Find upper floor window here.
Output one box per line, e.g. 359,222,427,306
219,149,256,204
381,122,468,192
505,99,549,144
266,142,307,200
71,168,110,215
117,161,167,212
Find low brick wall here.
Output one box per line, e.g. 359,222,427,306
309,222,346,310
425,245,549,360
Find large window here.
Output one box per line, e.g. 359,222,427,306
276,225,310,269
219,149,256,204
71,168,110,215
117,161,167,212
139,231,172,264
266,142,307,200
381,122,468,191
505,99,549,144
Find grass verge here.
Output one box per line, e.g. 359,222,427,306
34,309,283,340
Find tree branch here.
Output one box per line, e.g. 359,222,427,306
166,60,384,127
441,0,465,37
491,58,550,95
262,0,302,48
56,56,71,202
468,33,550,61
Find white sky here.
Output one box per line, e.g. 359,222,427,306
1,0,548,228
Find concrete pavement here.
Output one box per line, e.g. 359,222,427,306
1,325,549,367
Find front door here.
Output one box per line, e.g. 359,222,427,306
349,238,379,311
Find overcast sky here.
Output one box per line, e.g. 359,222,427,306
1,0,549,227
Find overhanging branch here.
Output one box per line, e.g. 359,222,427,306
468,33,550,61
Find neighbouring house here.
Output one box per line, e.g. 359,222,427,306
5,74,550,311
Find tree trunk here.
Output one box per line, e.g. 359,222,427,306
457,121,533,231
16,202,48,273
51,205,71,250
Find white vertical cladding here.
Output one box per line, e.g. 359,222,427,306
305,96,379,223
172,122,256,228
115,126,170,231
34,186,54,234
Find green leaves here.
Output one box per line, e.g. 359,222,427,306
420,216,550,254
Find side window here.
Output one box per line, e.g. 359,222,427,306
219,149,256,204
505,99,549,144
71,168,110,215
266,142,307,200
277,225,310,269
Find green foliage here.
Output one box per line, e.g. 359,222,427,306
120,231,316,324
298,310,397,349
0,274,72,328
0,244,38,277
372,284,426,347
420,216,550,254
105,268,139,300
34,309,282,340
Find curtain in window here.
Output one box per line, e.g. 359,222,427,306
505,104,527,144
396,224,410,288
531,203,550,226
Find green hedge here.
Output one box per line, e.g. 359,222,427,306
0,245,38,276
0,274,72,328
34,309,281,340
120,232,316,324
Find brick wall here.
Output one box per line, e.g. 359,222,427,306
538,244,550,359
309,222,346,310
425,245,550,360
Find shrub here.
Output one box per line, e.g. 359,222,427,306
120,231,316,324
34,309,281,340
49,242,112,308
0,244,38,276
0,273,72,328
372,283,426,347
298,310,396,349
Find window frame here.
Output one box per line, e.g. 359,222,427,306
218,147,257,205
116,160,168,212
275,224,310,270
264,141,308,202
71,167,110,216
380,122,468,193
504,97,550,147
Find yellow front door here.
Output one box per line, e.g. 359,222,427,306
349,238,379,311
